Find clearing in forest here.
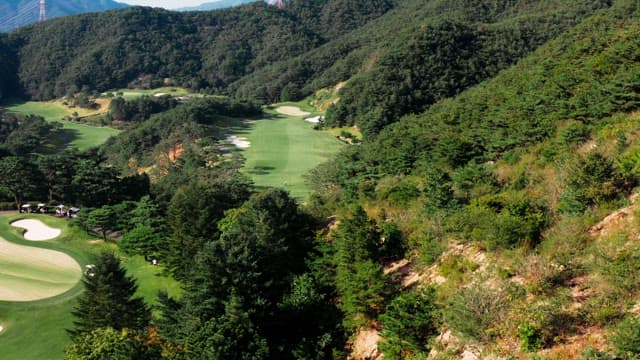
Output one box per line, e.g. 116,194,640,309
1,100,120,151
229,104,343,199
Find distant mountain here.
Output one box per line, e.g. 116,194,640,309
177,0,258,12
0,0,128,32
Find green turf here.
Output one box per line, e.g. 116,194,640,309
1,100,120,151
232,105,344,200
0,215,181,359
105,87,195,100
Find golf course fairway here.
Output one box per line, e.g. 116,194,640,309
2,100,120,151
234,105,343,199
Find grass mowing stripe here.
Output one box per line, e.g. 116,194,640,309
0,214,181,359
236,107,343,199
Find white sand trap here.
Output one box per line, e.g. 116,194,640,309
304,116,322,123
276,106,311,117
226,136,251,149
0,325,3,333
0,237,81,301
12,219,62,241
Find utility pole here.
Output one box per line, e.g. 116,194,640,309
39,0,46,22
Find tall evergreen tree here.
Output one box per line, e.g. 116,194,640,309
333,206,389,329
69,252,150,337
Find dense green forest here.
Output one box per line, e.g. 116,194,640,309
3,0,640,359
0,0,394,101
0,0,606,106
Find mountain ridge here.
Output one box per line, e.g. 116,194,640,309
0,0,128,32
177,0,257,12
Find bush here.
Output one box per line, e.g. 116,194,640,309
519,322,542,352
379,287,439,359
612,316,640,357
444,282,510,342
439,255,478,284
387,182,421,205
416,235,445,266
581,348,615,360
603,248,640,293
560,122,589,146
520,296,577,349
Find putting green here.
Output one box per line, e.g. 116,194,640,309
233,106,343,199
0,237,81,301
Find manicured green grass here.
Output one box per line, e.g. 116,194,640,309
1,100,120,151
0,215,181,359
105,87,194,100
0,237,81,301
232,105,344,200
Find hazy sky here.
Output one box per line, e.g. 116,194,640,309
119,0,211,9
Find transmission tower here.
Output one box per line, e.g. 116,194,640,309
268,0,284,9
39,0,46,22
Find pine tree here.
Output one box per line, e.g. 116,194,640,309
333,206,389,329
186,296,269,360
69,252,150,337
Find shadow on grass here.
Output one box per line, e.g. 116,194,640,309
247,166,276,175
0,98,27,107
47,128,80,153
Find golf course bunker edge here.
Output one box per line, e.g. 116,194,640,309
0,220,81,301
11,219,62,241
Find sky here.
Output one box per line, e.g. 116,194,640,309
119,0,212,9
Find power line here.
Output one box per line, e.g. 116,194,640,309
0,2,38,25
0,1,39,30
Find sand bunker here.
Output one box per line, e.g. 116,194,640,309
226,136,251,149
0,237,81,301
276,106,311,117
304,116,322,123
12,219,62,241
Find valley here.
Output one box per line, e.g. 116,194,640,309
0,0,639,359
233,103,343,199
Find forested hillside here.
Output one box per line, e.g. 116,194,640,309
0,0,394,100
307,0,640,358
3,0,640,359
0,0,607,104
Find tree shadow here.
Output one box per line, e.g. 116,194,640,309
52,128,80,152
247,166,276,175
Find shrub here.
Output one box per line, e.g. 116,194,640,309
612,316,640,357
581,348,615,360
519,322,542,352
379,287,439,359
443,282,510,342
560,122,589,146
439,255,478,284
